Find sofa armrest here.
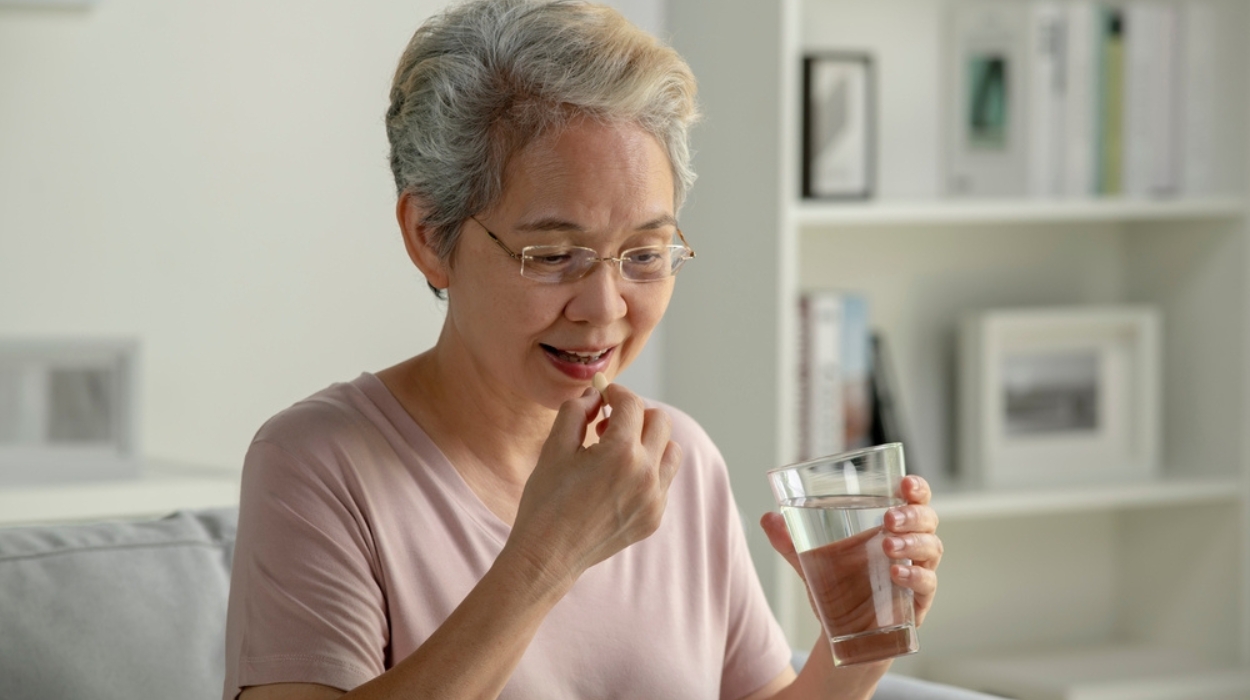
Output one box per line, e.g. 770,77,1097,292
0,508,237,700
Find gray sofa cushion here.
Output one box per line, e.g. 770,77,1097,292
0,508,237,700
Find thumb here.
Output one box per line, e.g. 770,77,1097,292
760,512,803,579
544,389,601,454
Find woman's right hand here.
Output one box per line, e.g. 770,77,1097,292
506,382,683,588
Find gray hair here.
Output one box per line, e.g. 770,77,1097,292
386,0,699,289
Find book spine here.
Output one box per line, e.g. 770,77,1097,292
1151,5,1181,197
800,292,846,460
1028,2,1067,198
839,294,873,451
1097,6,1125,196
1063,0,1097,198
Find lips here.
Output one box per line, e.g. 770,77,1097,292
541,343,614,379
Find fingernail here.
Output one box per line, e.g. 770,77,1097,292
582,387,596,398
886,537,905,554
888,509,907,528
896,565,912,580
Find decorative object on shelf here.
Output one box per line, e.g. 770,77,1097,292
945,0,1029,198
801,52,874,200
796,290,873,460
0,338,140,485
957,306,1160,490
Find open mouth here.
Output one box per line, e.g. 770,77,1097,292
541,344,611,365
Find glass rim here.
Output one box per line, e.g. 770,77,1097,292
766,442,903,476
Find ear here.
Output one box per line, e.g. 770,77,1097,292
397,192,451,291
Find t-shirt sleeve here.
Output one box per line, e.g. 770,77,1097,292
223,437,387,699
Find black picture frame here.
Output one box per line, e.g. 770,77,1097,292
802,52,876,200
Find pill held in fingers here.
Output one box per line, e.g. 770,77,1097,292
592,372,609,402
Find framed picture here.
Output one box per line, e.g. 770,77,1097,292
957,307,1161,490
802,52,874,199
0,338,141,485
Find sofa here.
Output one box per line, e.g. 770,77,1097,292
0,508,996,700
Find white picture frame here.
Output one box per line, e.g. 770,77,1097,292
958,307,1160,490
0,338,141,484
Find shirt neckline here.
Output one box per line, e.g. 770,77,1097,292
350,371,513,546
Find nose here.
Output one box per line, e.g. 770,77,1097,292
564,258,628,325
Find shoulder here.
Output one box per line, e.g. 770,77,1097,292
641,398,736,504
251,374,387,457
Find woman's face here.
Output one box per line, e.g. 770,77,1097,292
440,118,679,411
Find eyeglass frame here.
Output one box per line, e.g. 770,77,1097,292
469,216,696,283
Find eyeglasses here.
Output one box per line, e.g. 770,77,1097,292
471,217,696,284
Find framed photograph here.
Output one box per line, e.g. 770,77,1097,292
802,52,874,199
0,338,141,485
957,307,1161,490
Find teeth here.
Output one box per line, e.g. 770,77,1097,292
547,346,608,364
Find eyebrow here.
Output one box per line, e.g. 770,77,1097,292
513,214,678,235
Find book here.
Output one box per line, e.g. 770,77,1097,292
1027,2,1067,198
1123,3,1182,198
1096,6,1125,196
868,332,913,474
797,291,873,461
1063,0,1098,197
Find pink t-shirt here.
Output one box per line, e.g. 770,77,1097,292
224,373,791,700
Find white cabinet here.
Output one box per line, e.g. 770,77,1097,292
664,0,1250,692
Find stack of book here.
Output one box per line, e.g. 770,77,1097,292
796,291,909,463
946,0,1211,200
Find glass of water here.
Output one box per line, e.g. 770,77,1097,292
767,443,919,666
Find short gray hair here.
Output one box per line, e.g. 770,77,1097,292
386,0,699,282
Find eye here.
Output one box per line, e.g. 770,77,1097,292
524,248,577,267
625,248,665,265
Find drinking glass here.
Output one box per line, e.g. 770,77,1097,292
767,443,919,666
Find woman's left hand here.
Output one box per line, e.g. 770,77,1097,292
761,474,943,627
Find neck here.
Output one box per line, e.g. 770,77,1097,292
380,344,560,491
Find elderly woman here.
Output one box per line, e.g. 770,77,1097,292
223,1,942,699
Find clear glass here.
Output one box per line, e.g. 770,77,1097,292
767,443,919,666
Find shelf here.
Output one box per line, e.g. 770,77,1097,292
0,461,240,526
794,196,1248,228
926,645,1250,700
931,476,1243,522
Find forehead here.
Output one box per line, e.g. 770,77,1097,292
495,118,676,229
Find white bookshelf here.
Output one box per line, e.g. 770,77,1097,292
664,0,1250,693
795,196,1248,227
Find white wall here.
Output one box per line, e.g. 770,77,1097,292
0,0,665,472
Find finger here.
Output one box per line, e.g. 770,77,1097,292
600,383,644,439
885,504,939,535
657,440,682,488
759,512,802,574
638,407,673,455
900,475,931,505
883,533,944,567
892,563,938,599
545,389,602,453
